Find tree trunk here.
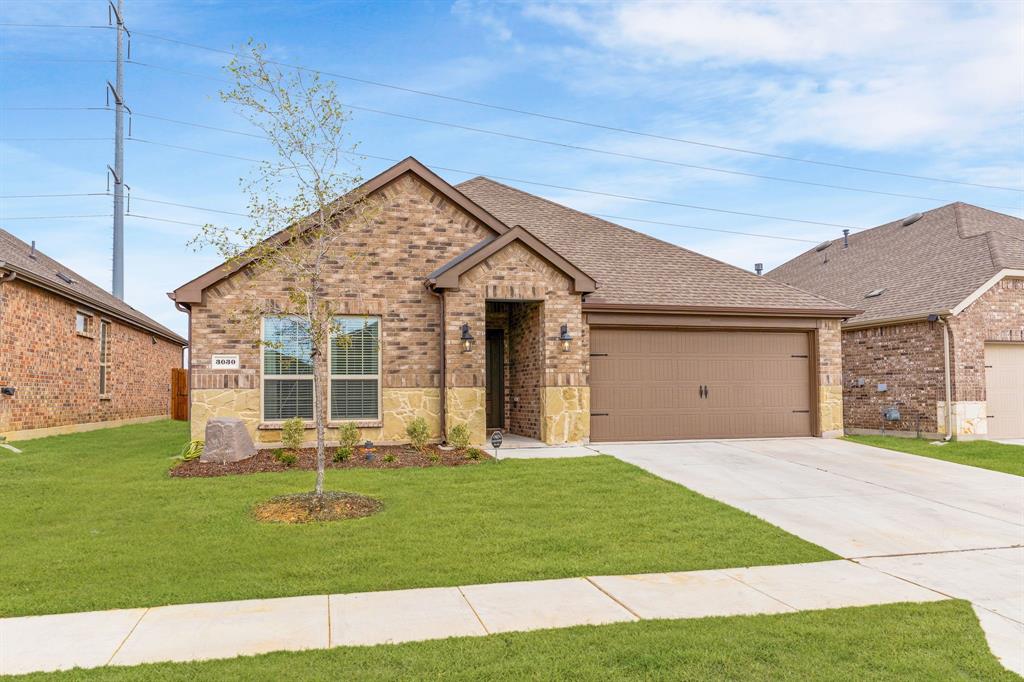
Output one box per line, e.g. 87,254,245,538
313,350,327,498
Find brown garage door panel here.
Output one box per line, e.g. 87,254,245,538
590,329,812,441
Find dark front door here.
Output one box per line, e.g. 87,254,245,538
486,330,505,429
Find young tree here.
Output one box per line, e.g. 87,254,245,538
191,41,377,500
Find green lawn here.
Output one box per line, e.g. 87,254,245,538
13,601,1013,681
0,421,833,617
845,435,1024,477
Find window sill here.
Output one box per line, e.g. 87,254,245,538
99,394,112,401
328,420,382,429
258,419,383,430
76,331,95,339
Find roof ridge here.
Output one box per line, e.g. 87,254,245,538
458,178,852,310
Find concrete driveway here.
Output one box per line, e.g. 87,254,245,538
597,437,1024,673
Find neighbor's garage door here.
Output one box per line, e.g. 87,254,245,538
590,329,813,442
985,343,1024,439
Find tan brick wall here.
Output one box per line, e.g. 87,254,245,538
509,301,543,439
0,279,182,436
444,240,588,444
188,172,493,443
815,319,844,436
842,320,945,434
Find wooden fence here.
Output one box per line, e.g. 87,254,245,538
171,368,189,421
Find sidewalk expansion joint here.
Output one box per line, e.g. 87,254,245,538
457,586,490,635
583,577,642,621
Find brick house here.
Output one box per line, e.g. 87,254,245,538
768,203,1024,440
171,158,855,447
0,228,187,440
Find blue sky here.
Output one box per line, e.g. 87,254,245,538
2,0,1022,337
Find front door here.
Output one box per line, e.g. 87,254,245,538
486,330,505,429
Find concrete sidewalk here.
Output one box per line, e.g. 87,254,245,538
0,559,944,675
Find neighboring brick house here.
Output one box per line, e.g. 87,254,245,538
769,203,1024,440
0,228,187,440
171,157,855,447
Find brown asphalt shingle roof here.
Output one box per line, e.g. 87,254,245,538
0,227,186,344
457,177,852,313
766,202,1024,327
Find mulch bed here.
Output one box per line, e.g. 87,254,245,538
253,491,383,524
170,444,490,478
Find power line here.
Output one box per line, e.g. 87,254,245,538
129,137,265,163
0,137,111,141
130,196,249,217
0,190,834,244
590,214,820,243
0,57,116,63
0,192,109,199
0,213,111,220
127,28,1023,193
125,137,859,229
0,23,112,29
0,106,111,111
104,94,1012,207
126,213,206,228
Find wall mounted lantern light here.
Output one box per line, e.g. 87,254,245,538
460,323,475,353
559,324,573,352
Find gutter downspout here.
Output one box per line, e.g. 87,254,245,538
427,284,447,444
937,316,954,441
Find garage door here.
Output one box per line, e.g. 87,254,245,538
985,343,1024,439
590,329,813,442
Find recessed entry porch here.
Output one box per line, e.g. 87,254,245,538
485,301,545,442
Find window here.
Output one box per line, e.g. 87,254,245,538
262,317,314,421
330,316,380,420
75,311,92,335
99,320,111,395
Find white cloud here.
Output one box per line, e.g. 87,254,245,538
520,1,1024,152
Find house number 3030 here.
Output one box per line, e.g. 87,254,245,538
211,355,240,369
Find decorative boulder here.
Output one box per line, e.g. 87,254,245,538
201,418,256,464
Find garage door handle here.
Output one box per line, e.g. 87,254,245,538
590,413,609,417
792,410,811,414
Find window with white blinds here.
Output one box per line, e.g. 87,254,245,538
330,316,380,420
262,317,314,421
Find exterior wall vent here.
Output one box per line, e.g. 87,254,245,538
901,212,923,226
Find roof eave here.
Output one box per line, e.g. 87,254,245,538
429,224,598,294
1,263,187,346
582,302,860,318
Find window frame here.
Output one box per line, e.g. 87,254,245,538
98,319,111,397
75,310,94,337
260,316,315,424
328,315,382,423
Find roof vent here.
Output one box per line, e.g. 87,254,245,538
29,240,37,259
865,288,886,298
901,212,923,226
814,240,832,252
55,271,75,285
754,263,763,276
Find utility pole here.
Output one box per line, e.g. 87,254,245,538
109,0,126,299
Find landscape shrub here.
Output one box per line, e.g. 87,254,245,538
447,423,470,449
338,422,360,450
281,417,305,451
405,417,430,451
